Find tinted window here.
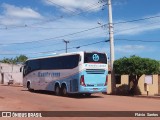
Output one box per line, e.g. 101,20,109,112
23,54,80,76
23,62,28,76
84,53,107,64
28,59,40,71
115,75,121,84
40,54,80,70
23,60,40,76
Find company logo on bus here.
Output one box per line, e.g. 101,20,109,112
92,54,99,61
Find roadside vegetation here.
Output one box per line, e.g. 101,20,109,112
0,55,28,64
114,55,160,95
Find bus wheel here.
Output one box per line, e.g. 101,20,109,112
85,93,91,97
55,85,61,96
27,82,33,92
62,85,68,96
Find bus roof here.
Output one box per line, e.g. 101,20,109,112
26,51,107,61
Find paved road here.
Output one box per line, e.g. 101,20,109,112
0,85,160,120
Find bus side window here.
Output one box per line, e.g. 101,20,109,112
23,66,27,76
23,66,31,76
27,66,32,72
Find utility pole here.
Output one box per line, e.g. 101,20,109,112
108,0,115,93
63,39,69,53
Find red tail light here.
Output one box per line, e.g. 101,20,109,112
104,76,108,86
80,75,86,86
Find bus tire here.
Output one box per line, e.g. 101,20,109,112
27,82,34,92
85,93,91,97
55,85,61,96
62,85,68,96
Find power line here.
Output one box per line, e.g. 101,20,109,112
28,4,105,27
114,15,160,24
30,1,107,26
25,40,109,55
0,39,109,55
1,37,160,56
2,30,107,52
46,0,76,13
0,24,107,46
20,16,160,47
0,2,106,30
1,13,159,31
20,26,92,30
114,20,160,34
1,18,160,46
115,38,160,43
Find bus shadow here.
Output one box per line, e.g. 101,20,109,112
68,94,104,99
21,89,28,91
22,90,104,99
27,90,54,95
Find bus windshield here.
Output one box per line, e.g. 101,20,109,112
84,53,107,64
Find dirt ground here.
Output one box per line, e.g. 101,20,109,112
0,85,160,120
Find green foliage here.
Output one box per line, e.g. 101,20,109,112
0,58,16,64
114,56,160,76
129,85,142,95
15,55,28,63
0,55,28,64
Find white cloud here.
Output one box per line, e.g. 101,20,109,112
2,3,42,19
43,0,101,12
114,14,160,36
0,3,43,25
0,19,106,44
115,45,147,53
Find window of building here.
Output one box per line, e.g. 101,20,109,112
115,75,121,84
145,75,153,84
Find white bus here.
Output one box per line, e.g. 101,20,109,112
23,51,108,96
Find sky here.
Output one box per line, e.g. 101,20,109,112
0,0,160,60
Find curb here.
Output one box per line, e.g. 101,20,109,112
133,95,160,99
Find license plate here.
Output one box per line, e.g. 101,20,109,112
93,88,98,90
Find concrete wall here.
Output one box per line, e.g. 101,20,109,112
138,75,159,95
107,74,159,95
0,63,22,85
116,75,129,87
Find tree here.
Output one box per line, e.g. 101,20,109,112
15,55,28,64
0,55,28,64
0,58,16,64
114,56,159,95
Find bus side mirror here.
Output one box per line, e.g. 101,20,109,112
20,66,23,72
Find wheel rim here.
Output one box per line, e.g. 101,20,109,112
63,87,67,95
55,86,59,95
27,83,30,90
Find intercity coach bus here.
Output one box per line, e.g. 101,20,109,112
23,51,108,96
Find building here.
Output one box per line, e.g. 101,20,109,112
0,63,23,85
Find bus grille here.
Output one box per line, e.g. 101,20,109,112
86,69,105,74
